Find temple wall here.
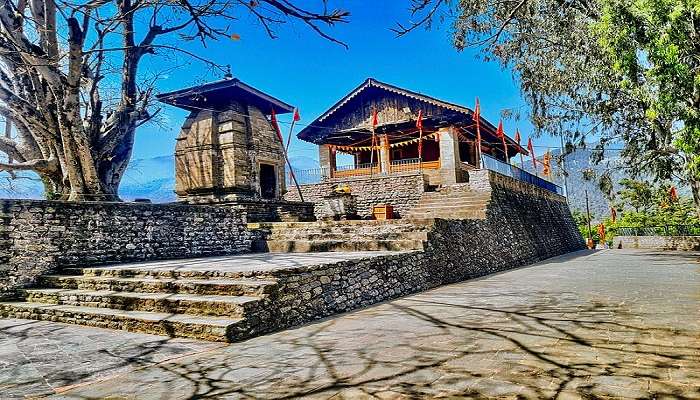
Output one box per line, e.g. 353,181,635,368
261,171,585,329
0,200,252,298
283,172,426,219
175,102,286,202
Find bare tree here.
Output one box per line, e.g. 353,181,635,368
0,0,348,200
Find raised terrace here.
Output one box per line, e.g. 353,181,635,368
0,169,584,341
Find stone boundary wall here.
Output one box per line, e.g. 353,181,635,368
0,200,253,297
258,171,584,329
230,200,315,222
613,235,700,251
283,172,425,219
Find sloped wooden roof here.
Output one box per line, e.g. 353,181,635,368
298,78,525,154
157,78,294,114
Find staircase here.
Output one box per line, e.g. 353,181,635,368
407,185,491,220
251,220,432,253
0,266,278,342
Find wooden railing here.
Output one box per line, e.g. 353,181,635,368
288,158,442,185
389,158,441,173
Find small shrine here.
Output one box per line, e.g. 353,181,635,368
157,79,294,203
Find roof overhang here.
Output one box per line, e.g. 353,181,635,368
157,78,294,114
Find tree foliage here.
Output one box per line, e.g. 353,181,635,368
399,0,700,216
0,0,348,200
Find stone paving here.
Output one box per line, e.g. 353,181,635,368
2,249,699,399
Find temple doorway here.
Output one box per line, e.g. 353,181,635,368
259,163,277,199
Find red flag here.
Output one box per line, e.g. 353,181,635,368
610,207,617,223
416,110,423,130
372,108,379,127
270,108,284,143
293,108,301,122
515,129,524,169
669,186,678,202
497,120,508,160
527,137,537,170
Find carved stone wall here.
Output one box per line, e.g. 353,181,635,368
175,102,286,203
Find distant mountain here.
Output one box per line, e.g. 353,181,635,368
523,145,688,221
3,145,683,219
1,154,321,203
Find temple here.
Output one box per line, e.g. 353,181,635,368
157,79,294,203
296,78,527,187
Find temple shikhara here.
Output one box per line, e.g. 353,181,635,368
157,79,293,203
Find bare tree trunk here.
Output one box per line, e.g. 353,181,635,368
691,178,700,219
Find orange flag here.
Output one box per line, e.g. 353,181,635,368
543,149,552,177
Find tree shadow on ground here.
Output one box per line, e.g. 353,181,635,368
55,288,700,400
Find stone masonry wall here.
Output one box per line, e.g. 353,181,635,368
0,200,253,297
283,172,425,218
613,235,700,251
260,170,585,329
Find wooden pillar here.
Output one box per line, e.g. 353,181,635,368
380,134,391,174
438,126,461,185
319,144,336,179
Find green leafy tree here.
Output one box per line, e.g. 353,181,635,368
398,0,700,216
617,179,654,212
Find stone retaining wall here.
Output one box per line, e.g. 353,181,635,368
230,199,315,222
613,235,700,251
0,200,252,297
262,170,585,329
283,172,425,219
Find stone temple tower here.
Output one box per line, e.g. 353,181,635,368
157,79,294,203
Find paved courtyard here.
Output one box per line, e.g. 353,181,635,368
1,249,699,399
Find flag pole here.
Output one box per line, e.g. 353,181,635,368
285,108,299,153
416,110,424,172
271,108,304,202
474,98,482,168
370,108,377,178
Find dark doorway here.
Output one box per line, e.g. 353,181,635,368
259,163,277,199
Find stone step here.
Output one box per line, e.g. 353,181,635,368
408,211,487,220
410,205,487,213
420,192,490,199
249,220,432,230
74,267,277,282
39,275,277,296
0,302,248,342
261,224,430,234
21,289,263,318
263,231,429,241
260,239,425,253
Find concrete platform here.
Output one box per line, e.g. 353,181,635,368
2,249,699,399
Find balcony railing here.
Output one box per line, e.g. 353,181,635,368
389,158,441,173
288,158,442,185
481,154,564,196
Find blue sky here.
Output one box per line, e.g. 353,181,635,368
136,1,559,163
